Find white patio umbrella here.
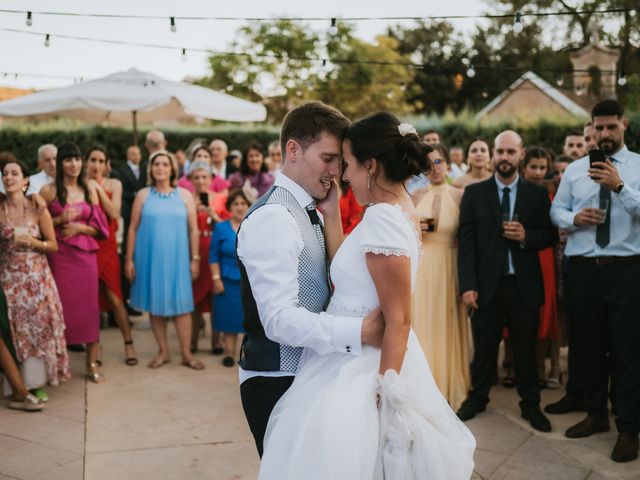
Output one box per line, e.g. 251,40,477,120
0,68,267,142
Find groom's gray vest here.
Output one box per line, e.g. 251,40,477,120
237,186,331,373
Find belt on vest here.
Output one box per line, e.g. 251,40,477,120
571,255,640,266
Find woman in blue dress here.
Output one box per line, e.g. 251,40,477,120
209,190,249,367
125,151,205,370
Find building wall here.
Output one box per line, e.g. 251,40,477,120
481,81,575,123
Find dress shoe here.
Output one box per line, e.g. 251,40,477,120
611,433,639,463
126,304,143,317
544,394,586,414
456,399,486,422
565,415,610,439
520,405,552,432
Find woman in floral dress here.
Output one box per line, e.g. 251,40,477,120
0,158,70,393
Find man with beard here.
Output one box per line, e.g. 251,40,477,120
583,121,598,152
563,130,588,160
456,130,558,432
550,99,640,462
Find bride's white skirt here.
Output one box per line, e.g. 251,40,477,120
259,331,476,480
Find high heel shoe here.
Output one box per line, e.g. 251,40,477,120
124,340,138,366
87,362,106,383
547,367,563,389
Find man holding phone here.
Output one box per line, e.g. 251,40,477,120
550,99,640,462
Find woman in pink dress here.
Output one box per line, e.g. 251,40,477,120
0,158,70,397
41,143,109,384
177,144,230,194
86,146,138,366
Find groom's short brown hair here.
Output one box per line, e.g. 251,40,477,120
280,102,351,159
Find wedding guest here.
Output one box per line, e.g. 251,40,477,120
452,137,493,189
86,146,137,366
187,161,229,353
28,144,57,194
562,130,587,160
411,144,469,410
423,129,441,145
1,287,44,411
178,145,230,194
113,144,145,315
550,99,640,462
521,147,560,388
583,121,597,152
228,142,275,202
41,142,109,383
210,190,249,367
228,150,243,172
0,158,70,399
457,130,558,432
266,140,283,175
449,146,467,180
175,149,187,177
125,151,204,370
209,139,237,180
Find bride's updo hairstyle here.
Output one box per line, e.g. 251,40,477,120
345,112,432,183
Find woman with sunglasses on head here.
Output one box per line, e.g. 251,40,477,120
86,146,137,366
411,144,470,411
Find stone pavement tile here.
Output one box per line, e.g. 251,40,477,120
555,436,640,480
44,397,86,423
585,472,607,480
473,448,509,478
86,440,259,480
0,410,81,446
0,434,30,455
31,458,83,480
0,442,80,479
36,420,85,455
491,452,590,480
0,475,21,480
465,409,531,455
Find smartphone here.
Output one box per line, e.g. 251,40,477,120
588,149,606,169
199,192,209,205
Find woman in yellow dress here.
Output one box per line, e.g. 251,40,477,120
412,144,470,410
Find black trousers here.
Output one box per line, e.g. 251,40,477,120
564,257,640,434
240,375,294,457
469,276,540,407
563,256,582,399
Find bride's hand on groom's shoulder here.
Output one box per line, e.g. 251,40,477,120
361,307,385,348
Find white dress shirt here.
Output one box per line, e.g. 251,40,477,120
127,160,141,180
28,170,54,195
551,145,640,257
496,174,519,274
237,173,363,384
212,160,228,179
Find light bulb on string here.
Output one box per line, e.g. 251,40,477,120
44,34,50,47
618,71,627,86
329,18,338,36
513,12,523,34
482,89,489,98
466,65,476,78
629,9,636,18
322,59,327,67
26,11,33,27
556,75,564,87
170,17,177,33
181,48,187,62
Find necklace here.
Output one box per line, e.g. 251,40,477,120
151,187,176,198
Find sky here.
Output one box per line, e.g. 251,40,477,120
0,0,488,91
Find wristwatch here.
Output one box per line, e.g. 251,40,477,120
614,181,625,194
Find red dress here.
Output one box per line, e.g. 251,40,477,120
339,187,363,234
96,188,123,311
537,193,559,339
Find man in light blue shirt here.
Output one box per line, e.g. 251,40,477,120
550,99,640,463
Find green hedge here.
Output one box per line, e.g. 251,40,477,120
1,115,638,172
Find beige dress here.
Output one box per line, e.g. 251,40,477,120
412,183,470,410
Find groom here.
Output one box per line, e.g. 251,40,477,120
236,102,385,457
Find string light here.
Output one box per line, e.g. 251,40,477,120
513,12,523,33
25,11,32,26
329,18,338,35
170,17,176,33
466,65,476,78
556,75,564,87
617,71,627,86
181,48,187,62
44,33,50,47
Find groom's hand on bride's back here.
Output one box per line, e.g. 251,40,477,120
361,307,385,348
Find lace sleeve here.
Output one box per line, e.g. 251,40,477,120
360,204,411,257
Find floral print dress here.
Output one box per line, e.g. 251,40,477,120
0,216,70,386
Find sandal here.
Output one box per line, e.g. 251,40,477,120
147,356,171,369
87,362,106,384
182,358,205,370
124,340,138,366
30,388,49,403
502,363,516,388
211,346,224,356
547,367,562,389
222,356,235,368
8,394,44,412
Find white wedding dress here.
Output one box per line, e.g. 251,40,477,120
259,203,476,480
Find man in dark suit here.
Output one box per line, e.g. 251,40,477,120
456,130,558,432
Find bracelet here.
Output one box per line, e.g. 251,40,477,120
42,240,47,251
212,274,221,280
192,255,201,261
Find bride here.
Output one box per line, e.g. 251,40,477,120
258,112,476,479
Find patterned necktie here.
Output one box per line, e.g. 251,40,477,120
306,203,332,291
501,187,511,273
595,158,614,248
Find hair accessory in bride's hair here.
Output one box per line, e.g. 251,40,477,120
397,123,418,137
